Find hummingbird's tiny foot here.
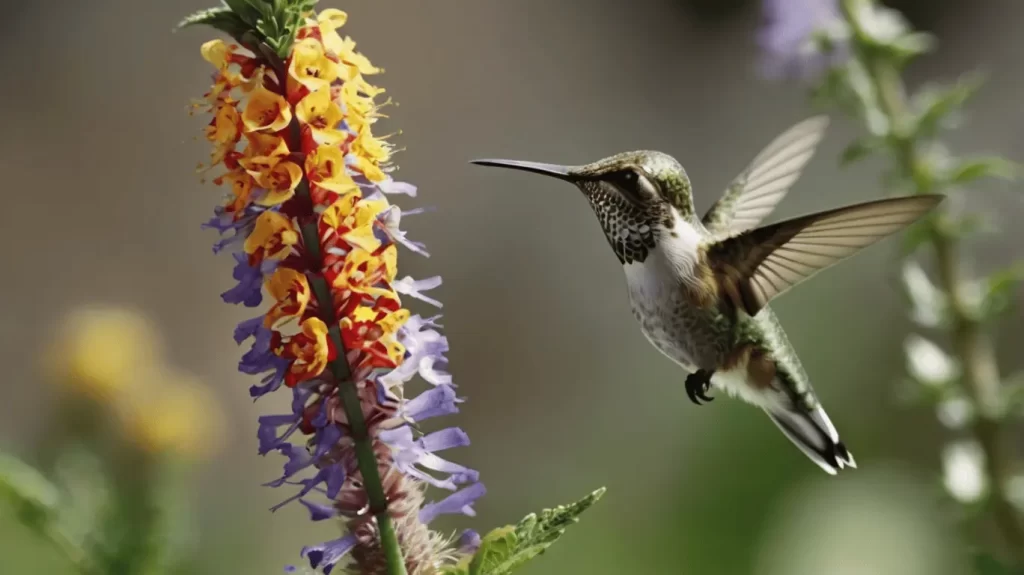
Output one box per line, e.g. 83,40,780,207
685,369,714,405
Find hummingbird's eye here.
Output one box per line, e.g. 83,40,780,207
602,167,651,205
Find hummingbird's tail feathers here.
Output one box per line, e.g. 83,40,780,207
764,404,856,475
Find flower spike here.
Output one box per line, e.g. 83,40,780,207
189,5,482,574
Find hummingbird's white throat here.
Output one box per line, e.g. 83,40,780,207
649,208,704,285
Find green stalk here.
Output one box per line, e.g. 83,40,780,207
262,52,408,575
841,0,1024,564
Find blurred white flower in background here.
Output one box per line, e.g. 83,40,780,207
942,440,988,504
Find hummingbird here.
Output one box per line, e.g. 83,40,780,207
471,117,942,474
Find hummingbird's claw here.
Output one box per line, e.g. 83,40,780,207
685,370,715,405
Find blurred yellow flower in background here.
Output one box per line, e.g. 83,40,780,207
116,371,226,459
46,306,161,402
44,306,226,460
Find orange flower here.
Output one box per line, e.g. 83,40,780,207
341,305,408,370
254,161,303,206
242,85,293,133
330,246,399,307
320,191,389,253
244,211,300,263
288,38,339,93
264,268,311,328
238,133,290,178
214,170,256,215
277,317,334,387
305,145,359,195
206,103,242,144
295,87,347,145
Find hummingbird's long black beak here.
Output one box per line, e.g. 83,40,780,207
469,159,576,181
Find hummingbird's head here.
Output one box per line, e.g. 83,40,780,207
471,150,694,264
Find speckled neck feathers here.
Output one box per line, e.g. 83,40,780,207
575,150,697,265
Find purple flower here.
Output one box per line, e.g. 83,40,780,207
393,276,443,308
221,252,276,307
235,319,291,398
403,384,461,422
758,0,847,78
377,205,430,256
379,426,478,490
203,205,264,254
419,483,487,524
381,315,453,389
457,529,482,554
301,535,358,575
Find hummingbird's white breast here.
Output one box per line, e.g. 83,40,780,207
622,212,710,372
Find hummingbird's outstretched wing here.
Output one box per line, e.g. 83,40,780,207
702,117,830,238
707,195,943,316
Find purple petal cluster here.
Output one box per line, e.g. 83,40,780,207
758,0,847,78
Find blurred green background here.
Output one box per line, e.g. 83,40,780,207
1,0,1022,573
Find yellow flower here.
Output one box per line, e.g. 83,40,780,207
46,307,160,402
238,132,290,178
338,81,380,133
279,317,333,387
332,247,400,301
118,371,226,459
206,103,242,144
321,192,389,252
349,128,391,182
288,38,339,92
305,145,359,194
336,36,381,79
340,306,409,367
244,210,300,262
295,87,347,145
201,39,230,69
352,127,390,164
214,170,256,215
316,9,349,56
264,267,311,328
242,85,293,133
254,160,303,206
352,154,387,183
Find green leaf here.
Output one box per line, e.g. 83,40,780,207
176,7,250,37
844,59,890,137
0,452,60,513
1002,372,1024,415
889,32,936,62
844,0,909,46
222,0,271,28
839,138,879,166
947,156,1021,185
52,447,110,548
972,551,1018,575
911,75,985,140
466,487,606,575
977,262,1024,321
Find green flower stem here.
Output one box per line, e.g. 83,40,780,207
842,1,1024,563
260,51,408,575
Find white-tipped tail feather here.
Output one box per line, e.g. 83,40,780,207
765,404,856,475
